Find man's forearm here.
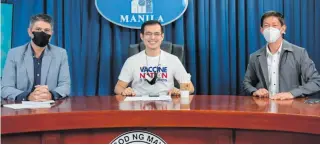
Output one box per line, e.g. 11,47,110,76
244,83,258,95
1,86,26,100
114,85,125,95
15,91,31,101
187,86,195,94
180,83,194,94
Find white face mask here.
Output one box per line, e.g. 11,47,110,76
263,27,281,43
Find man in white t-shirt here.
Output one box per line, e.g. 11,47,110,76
114,20,194,96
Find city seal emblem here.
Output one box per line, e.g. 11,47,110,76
110,130,166,144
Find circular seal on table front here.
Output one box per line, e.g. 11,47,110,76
110,130,166,144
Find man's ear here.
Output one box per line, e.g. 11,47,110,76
140,33,144,41
281,25,287,34
49,30,54,41
260,27,264,35
27,28,33,38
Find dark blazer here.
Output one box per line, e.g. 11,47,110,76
243,40,320,97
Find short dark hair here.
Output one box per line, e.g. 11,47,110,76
140,20,163,34
29,14,53,29
260,11,285,27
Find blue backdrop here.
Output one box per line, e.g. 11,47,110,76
0,3,13,76
2,0,320,96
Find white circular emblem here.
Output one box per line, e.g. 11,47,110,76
110,130,167,144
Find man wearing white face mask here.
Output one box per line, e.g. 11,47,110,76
243,11,320,100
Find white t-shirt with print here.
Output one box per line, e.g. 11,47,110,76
118,50,190,96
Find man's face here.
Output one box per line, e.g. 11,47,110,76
260,16,286,35
28,20,53,38
140,24,164,50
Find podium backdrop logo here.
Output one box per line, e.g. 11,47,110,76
110,130,166,144
95,0,188,29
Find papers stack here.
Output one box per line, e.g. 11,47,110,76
124,95,172,101
3,100,54,109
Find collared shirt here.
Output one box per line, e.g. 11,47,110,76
31,45,45,91
266,42,283,96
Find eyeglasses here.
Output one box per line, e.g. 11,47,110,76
144,32,162,37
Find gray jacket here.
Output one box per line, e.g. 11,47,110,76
243,40,320,97
1,43,71,100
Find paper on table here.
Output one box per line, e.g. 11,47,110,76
124,95,172,101
3,103,52,109
22,100,55,105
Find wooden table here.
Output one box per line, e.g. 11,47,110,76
1,95,320,143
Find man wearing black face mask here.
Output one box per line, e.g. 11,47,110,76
1,14,71,101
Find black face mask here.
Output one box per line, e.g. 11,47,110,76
32,31,51,47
